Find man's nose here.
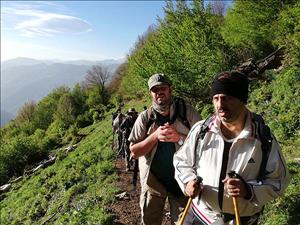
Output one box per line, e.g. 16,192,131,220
217,98,225,108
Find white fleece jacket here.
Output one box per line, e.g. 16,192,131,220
174,112,290,224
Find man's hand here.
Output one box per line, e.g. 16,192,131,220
185,179,203,198
156,123,180,143
223,176,247,198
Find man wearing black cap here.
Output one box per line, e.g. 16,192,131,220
174,71,290,225
129,73,200,225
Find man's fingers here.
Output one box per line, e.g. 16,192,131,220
227,185,241,196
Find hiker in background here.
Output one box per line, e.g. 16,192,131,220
129,73,200,225
112,108,125,152
112,108,121,126
120,108,139,171
174,71,290,225
121,108,139,130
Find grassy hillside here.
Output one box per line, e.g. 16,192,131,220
0,112,118,224
1,98,299,225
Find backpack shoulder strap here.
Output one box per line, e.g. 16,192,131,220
251,113,273,181
192,115,214,169
145,107,156,132
199,115,214,140
172,97,191,129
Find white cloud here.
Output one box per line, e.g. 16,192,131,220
1,39,112,62
2,7,92,37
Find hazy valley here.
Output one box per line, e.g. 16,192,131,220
1,57,123,126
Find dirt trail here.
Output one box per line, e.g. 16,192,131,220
109,159,171,225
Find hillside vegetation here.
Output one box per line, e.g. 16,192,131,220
1,1,299,224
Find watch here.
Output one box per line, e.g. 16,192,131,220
178,136,184,146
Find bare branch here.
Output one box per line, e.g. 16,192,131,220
85,65,111,89
235,47,285,79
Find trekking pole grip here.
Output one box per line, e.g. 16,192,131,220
228,171,241,225
178,176,203,225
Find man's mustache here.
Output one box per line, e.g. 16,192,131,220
218,107,229,112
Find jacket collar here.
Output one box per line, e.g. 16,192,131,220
209,111,255,140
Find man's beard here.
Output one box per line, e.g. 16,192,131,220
152,97,173,114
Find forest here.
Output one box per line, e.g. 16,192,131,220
1,1,299,224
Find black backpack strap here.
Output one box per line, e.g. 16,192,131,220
192,116,214,169
251,113,273,182
171,97,191,129
145,107,156,132
199,116,214,140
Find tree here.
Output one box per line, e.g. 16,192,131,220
84,65,111,104
207,0,227,16
32,86,70,130
54,93,75,127
221,0,285,60
71,83,88,116
126,0,232,108
15,101,36,124
273,1,300,65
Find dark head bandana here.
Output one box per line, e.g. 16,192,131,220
210,71,249,104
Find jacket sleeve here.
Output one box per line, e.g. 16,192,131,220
173,121,203,193
248,138,290,207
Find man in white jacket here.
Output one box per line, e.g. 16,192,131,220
173,71,290,225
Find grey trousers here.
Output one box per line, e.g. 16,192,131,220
140,173,188,225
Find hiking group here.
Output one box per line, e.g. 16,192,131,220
112,105,139,172
113,71,290,225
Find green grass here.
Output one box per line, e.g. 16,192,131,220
0,111,118,225
260,160,300,225
1,100,299,225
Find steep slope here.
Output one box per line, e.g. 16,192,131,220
0,99,299,225
0,115,118,224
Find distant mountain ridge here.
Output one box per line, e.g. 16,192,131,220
1,57,124,126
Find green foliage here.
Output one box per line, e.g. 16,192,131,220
54,92,76,127
221,0,284,59
249,65,300,141
260,161,300,225
32,86,70,130
86,86,103,108
62,124,79,145
75,111,93,128
125,0,232,107
71,83,88,116
0,82,107,185
0,117,118,224
15,101,36,124
273,1,300,64
1,1,299,224
0,135,46,184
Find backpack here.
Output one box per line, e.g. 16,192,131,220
197,113,273,182
145,97,191,132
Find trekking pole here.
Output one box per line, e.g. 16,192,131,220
178,176,203,225
228,171,241,225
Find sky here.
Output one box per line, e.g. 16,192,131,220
1,1,233,62
1,1,166,62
